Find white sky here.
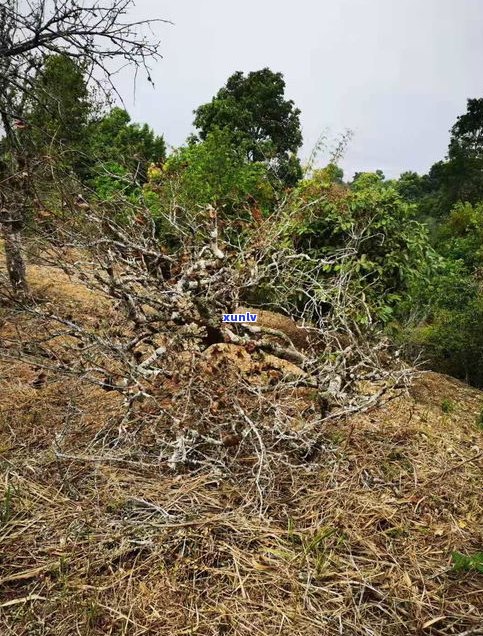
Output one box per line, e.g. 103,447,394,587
117,0,483,179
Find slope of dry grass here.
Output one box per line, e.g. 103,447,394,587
1,255,482,636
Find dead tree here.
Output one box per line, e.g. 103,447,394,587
0,0,168,299
0,194,413,479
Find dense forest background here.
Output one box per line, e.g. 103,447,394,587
1,53,482,387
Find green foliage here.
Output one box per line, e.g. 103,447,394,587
394,100,483,220
145,128,275,218
395,171,429,203
86,107,166,190
193,68,303,187
421,99,483,217
449,98,483,162
437,201,483,269
351,170,386,189
411,293,483,387
391,100,483,387
283,170,434,322
441,398,455,414
399,200,483,387
89,162,136,202
313,163,344,185
26,54,93,152
451,551,483,574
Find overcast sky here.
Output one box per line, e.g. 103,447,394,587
118,0,483,179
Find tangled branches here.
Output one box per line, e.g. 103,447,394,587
0,0,168,299
0,189,415,515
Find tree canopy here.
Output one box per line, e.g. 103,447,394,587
193,68,303,187
86,107,166,188
26,54,93,150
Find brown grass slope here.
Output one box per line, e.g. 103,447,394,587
0,258,482,636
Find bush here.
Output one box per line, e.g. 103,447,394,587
400,202,483,387
142,128,276,246
279,170,434,324
157,128,274,213
411,294,483,387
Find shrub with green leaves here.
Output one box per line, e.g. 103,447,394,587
142,128,276,247
160,129,274,212
401,201,483,386
408,291,483,387
438,201,483,269
279,170,434,323
193,68,303,187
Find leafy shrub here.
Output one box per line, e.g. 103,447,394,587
414,295,483,387
400,202,483,387
438,201,483,269
159,128,274,212
142,128,276,246
280,170,434,323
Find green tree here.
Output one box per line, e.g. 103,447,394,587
352,169,386,186
351,170,386,190
395,171,429,203
315,163,344,185
144,128,275,242
449,98,483,161
443,98,483,207
193,68,303,187
86,107,166,194
26,54,93,153
417,99,483,217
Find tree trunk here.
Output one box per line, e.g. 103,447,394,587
2,223,29,299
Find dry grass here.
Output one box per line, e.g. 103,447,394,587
1,257,483,636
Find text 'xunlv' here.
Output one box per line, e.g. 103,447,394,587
222,313,258,323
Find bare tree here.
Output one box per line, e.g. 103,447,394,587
0,0,168,298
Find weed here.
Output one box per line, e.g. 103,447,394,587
451,551,483,574
441,398,455,414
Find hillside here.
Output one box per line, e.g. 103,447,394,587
1,3,483,635
1,253,482,636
